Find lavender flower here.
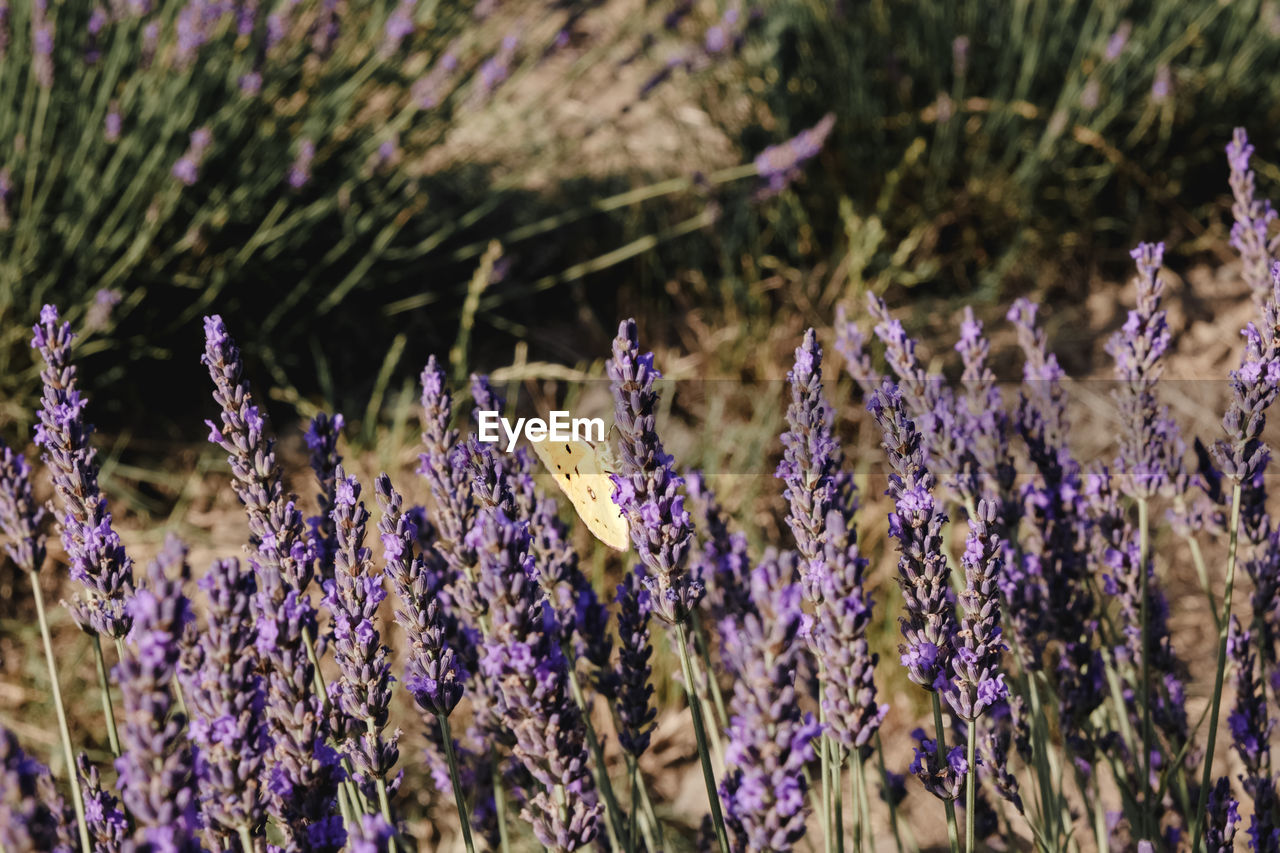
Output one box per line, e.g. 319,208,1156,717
417,356,475,604
32,304,136,638
0,440,46,574
686,470,753,628
104,109,121,142
608,318,702,624
776,328,844,598
1212,264,1280,485
868,382,955,691
173,127,214,186
79,754,127,852
305,412,344,580
955,308,1019,533
614,567,656,757
413,49,458,109
945,500,1006,720
0,727,72,851
1227,128,1280,300
84,289,121,333
113,546,201,851
376,474,463,718
754,113,835,196
978,699,1024,814
1105,21,1131,60
1204,778,1239,852
908,728,966,801
326,468,400,804
348,813,396,853
471,505,600,850
202,315,342,850
719,557,821,851
833,303,883,399
289,138,316,189
1228,617,1273,797
1108,242,1185,499
382,0,415,55
182,557,270,844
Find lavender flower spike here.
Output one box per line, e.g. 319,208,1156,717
868,381,956,692
755,112,836,196
719,556,822,851
608,318,702,624
306,412,345,581
472,505,601,851
113,542,201,851
1226,128,1279,299
182,556,270,845
0,440,45,574
0,727,75,852
946,500,1007,721
32,304,136,638
326,467,400,809
614,567,656,757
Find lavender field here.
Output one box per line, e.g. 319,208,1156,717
2,2,1280,852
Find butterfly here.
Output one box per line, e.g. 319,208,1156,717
531,435,631,551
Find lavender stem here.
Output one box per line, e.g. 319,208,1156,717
28,570,91,853
300,623,369,816
492,758,511,853
832,750,845,853
675,619,730,853
964,723,977,853
237,825,255,853
438,714,477,853
564,665,627,851
91,634,121,756
874,734,906,853
930,695,960,853
366,716,394,824
1137,496,1153,841
691,613,729,729
1192,483,1244,852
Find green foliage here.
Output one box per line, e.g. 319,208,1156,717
740,0,1280,299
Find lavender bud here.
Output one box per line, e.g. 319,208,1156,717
754,113,835,197
0,439,46,574
32,304,136,638
0,727,73,851
614,568,656,757
608,319,703,624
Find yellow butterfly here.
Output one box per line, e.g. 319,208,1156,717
531,435,631,551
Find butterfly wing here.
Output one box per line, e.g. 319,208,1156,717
531,439,631,551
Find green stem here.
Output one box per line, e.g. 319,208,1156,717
832,747,846,853
29,572,92,853
632,755,665,851
492,754,511,853
875,733,906,853
965,720,977,853
675,619,730,853
691,612,730,730
300,626,368,816
1137,497,1153,842
366,717,395,825
930,694,961,853
92,634,121,756
565,664,628,851
820,696,833,853
1191,483,1243,853
439,715,477,853
628,761,639,853
237,824,256,853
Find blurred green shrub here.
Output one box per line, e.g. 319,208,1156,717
0,0,768,435
735,0,1280,302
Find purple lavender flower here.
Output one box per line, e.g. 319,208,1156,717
1108,242,1186,499
289,138,316,189
978,699,1024,814
0,727,74,851
84,288,121,332
1152,65,1172,101
908,728,965,801
104,109,121,142
776,328,844,598
113,545,201,851
172,127,213,186
477,35,517,97
348,813,395,853
754,113,835,196
376,474,463,718
0,440,46,575
305,412,344,580
833,303,883,399
868,382,956,691
32,304,136,638
608,318,702,624
614,567,656,757
202,315,342,849
79,754,128,850
471,505,601,850
325,468,400,806
955,308,1019,532
413,49,458,109
1227,128,1280,299
1211,264,1280,485
417,356,475,607
719,557,821,851
1205,777,1239,852
382,0,415,55
1105,21,1131,60
31,10,53,88
183,556,270,844
945,500,1006,720
1228,618,1273,798
686,470,753,627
